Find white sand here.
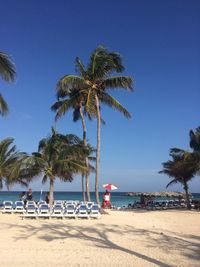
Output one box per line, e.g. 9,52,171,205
0,210,200,267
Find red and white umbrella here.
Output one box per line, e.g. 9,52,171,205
103,184,118,191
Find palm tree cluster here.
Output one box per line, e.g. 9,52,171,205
19,129,93,206
0,48,199,208
160,127,200,209
0,47,133,204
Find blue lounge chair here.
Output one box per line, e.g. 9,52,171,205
38,204,50,218
77,204,89,219
90,204,101,219
14,201,25,213
23,201,38,219
2,201,13,213
51,203,63,218
63,204,76,218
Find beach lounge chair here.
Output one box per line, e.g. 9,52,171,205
77,204,89,219
37,201,47,207
51,203,63,218
23,202,38,219
65,200,74,206
154,201,162,210
160,201,168,210
37,204,50,218
180,199,186,208
25,201,36,207
2,201,13,213
14,201,25,213
90,204,101,219
86,202,94,212
173,200,181,209
168,200,175,209
63,204,76,218
73,200,79,206
54,200,64,206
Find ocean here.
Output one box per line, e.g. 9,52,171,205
0,191,200,207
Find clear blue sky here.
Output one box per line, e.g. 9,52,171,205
0,0,199,192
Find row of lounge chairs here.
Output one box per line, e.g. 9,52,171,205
146,200,188,210
128,199,194,210
1,200,101,219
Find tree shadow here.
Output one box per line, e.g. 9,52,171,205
2,220,200,267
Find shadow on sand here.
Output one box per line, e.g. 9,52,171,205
3,220,200,267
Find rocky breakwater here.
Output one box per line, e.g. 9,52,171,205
124,191,191,198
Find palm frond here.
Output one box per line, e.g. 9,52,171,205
0,94,9,116
166,178,179,188
101,92,131,119
103,76,133,91
42,175,48,184
190,127,200,152
38,138,48,152
75,57,86,77
51,99,75,121
85,89,96,117
5,177,28,190
0,138,14,159
56,75,84,97
0,52,16,82
88,46,125,79
108,52,124,72
170,148,186,154
72,107,81,122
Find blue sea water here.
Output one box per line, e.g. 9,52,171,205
0,191,200,207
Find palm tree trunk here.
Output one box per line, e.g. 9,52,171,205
49,178,54,208
85,172,90,202
79,104,90,202
81,173,86,201
95,94,101,204
183,180,191,209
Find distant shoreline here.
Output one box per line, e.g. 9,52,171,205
0,191,200,194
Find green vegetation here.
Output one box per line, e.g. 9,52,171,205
160,127,200,209
19,129,91,207
160,149,199,209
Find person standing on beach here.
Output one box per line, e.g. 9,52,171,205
45,192,50,204
26,188,33,201
102,190,111,208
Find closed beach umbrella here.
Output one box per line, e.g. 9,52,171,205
103,184,118,191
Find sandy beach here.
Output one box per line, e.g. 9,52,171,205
0,210,200,267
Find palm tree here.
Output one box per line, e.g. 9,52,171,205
159,149,199,209
0,138,28,189
52,46,133,203
0,52,16,116
21,129,89,207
